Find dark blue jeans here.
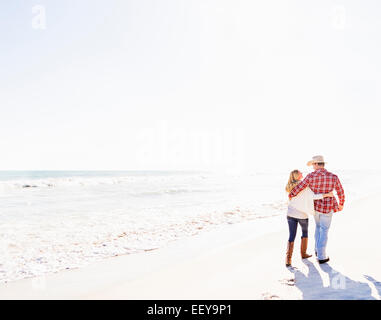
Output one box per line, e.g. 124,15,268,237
287,216,309,242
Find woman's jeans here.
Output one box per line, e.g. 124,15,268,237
314,211,333,260
287,216,309,242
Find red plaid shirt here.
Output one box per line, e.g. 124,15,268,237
289,168,345,214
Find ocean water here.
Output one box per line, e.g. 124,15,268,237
0,170,380,283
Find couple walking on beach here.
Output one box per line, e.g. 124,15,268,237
285,155,345,267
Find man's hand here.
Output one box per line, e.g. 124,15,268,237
338,204,344,211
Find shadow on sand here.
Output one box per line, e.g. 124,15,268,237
364,275,381,298
291,260,378,300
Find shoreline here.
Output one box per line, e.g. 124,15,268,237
1,193,381,299
0,214,285,299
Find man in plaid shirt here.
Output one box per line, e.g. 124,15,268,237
289,155,345,264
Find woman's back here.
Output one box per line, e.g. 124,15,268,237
288,187,317,218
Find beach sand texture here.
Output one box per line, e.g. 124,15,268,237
0,193,380,300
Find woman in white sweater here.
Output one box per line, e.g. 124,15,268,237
285,170,333,267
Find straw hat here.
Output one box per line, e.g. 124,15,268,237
307,155,326,166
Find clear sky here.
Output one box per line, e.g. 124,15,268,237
1,0,380,172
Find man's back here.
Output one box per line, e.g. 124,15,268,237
289,168,345,213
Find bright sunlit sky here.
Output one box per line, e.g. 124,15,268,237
1,0,381,172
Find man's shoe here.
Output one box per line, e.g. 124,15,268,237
318,257,330,264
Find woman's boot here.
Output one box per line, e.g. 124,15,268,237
301,237,312,259
286,241,294,267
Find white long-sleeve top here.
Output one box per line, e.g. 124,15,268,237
287,187,324,219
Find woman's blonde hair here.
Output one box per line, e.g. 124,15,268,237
285,170,301,193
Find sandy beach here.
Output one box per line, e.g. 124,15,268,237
4,0,381,304
1,192,380,300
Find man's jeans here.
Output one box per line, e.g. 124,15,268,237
314,211,333,260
